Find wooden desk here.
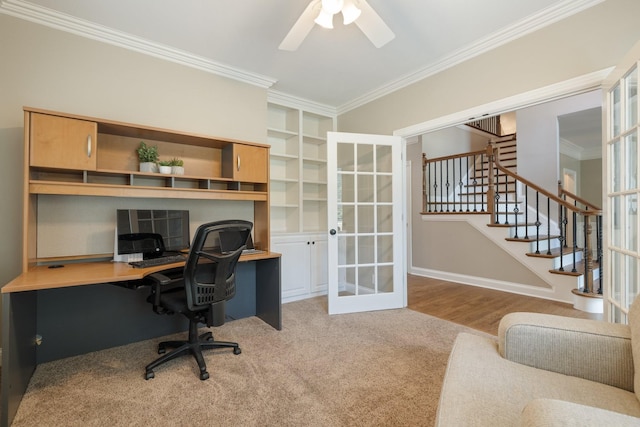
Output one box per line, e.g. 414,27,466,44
1,252,281,427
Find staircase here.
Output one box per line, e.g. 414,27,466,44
421,138,603,312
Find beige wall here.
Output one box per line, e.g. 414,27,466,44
581,158,603,207
0,15,269,334
338,0,640,135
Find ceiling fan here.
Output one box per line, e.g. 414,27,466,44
279,0,395,51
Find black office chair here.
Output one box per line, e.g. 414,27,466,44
144,219,252,381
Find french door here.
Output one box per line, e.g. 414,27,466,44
604,40,640,322
327,132,405,315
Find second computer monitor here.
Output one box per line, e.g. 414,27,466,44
116,209,190,259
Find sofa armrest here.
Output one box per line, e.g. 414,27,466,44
499,312,634,391
520,398,640,427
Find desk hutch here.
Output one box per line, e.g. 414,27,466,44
1,108,280,427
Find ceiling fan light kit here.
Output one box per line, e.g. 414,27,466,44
279,0,394,51
314,0,359,29
341,1,362,25
314,8,335,29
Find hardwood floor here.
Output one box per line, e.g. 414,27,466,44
407,274,602,336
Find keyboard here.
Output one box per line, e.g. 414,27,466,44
129,254,186,269
242,249,265,255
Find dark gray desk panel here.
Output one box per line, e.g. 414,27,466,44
256,257,282,330
36,283,187,363
2,291,37,427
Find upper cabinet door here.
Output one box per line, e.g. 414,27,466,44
223,144,268,183
30,113,97,170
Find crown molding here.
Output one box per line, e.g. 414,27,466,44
560,138,602,160
0,0,277,89
338,0,605,114
268,90,337,117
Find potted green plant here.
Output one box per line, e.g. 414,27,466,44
158,159,173,174
170,158,184,175
136,141,159,173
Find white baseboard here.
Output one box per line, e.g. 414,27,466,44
409,267,572,304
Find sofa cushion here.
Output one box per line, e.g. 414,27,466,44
630,296,640,402
436,333,640,426
520,398,640,427
499,312,633,391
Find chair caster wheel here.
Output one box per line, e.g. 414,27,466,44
145,370,155,380
234,347,241,355
158,346,166,355
200,371,209,381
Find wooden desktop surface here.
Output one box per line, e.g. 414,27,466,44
2,251,281,294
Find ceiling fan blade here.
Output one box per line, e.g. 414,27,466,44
279,0,321,51
354,0,395,48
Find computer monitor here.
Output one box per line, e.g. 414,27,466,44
219,228,252,254
115,209,190,260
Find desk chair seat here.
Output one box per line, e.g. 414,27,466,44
144,220,251,381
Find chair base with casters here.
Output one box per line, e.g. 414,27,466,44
144,313,241,381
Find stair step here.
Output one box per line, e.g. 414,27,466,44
487,222,536,228
526,247,582,259
466,181,516,188
550,259,601,276
505,235,559,243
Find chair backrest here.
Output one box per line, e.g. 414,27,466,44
183,220,253,313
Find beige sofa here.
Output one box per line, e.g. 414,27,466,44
436,297,640,426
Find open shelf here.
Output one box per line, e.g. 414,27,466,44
268,103,334,235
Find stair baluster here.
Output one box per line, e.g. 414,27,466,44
572,211,578,273
546,198,552,256
534,192,541,254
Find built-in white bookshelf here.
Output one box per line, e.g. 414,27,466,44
268,103,334,234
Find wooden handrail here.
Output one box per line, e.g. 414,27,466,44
492,146,601,216
558,181,602,211
422,149,486,165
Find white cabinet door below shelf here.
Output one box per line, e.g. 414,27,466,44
310,238,327,294
271,238,310,300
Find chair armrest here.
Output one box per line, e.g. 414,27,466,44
145,271,181,314
498,312,633,391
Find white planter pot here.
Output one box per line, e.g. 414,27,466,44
139,162,157,173
159,165,172,174
172,166,185,175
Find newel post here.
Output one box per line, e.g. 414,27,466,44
486,144,496,222
582,213,593,294
422,153,427,213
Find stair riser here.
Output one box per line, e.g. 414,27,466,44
553,251,584,268
507,225,543,238
528,238,561,252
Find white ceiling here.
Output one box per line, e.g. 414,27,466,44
2,0,603,111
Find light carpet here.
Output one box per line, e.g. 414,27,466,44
11,297,489,426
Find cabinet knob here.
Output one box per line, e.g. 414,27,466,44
237,155,240,171
329,229,337,235
87,135,92,158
